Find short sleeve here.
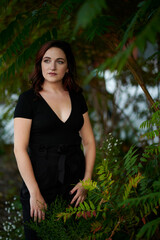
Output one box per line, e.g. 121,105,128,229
14,91,33,119
79,92,88,114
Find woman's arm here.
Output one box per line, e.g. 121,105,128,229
70,112,96,206
14,118,47,222
80,112,96,180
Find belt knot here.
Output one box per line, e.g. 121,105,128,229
57,144,67,154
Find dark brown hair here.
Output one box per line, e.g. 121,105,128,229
30,40,81,93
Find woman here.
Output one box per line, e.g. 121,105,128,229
14,40,96,240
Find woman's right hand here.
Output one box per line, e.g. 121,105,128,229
30,190,47,222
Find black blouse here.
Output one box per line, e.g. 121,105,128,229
14,88,88,146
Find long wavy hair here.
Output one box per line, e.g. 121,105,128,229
30,40,81,93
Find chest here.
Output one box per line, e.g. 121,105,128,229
39,92,72,123
31,93,84,132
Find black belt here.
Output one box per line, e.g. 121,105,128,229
29,143,81,184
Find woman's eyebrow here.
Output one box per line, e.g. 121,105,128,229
43,56,51,59
43,56,65,60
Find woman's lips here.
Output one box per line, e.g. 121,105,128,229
48,72,57,76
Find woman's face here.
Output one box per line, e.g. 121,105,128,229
41,47,68,84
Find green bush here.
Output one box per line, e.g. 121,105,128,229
29,196,92,240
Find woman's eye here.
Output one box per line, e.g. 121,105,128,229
58,61,64,64
44,60,50,63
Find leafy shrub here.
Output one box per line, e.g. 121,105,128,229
29,196,92,240
0,196,24,240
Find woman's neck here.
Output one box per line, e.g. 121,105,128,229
42,80,65,93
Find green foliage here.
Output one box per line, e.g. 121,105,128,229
0,1,59,95
119,0,155,50
57,0,82,19
0,0,159,94
140,102,160,139
115,0,160,71
82,15,114,42
74,0,107,33
123,144,139,176
137,218,160,240
0,30,54,84
0,196,24,240
29,196,92,240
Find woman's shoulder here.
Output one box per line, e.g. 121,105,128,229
18,88,39,103
70,89,88,113
14,88,36,119
19,88,35,98
70,89,83,98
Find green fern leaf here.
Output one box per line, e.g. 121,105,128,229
74,0,107,33
0,30,53,83
140,157,147,162
152,208,157,215
136,217,160,239
89,200,95,210
83,201,90,211
79,202,85,211
58,0,79,19
84,15,114,42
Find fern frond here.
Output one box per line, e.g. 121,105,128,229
57,199,98,222
82,15,114,42
136,7,160,52
140,120,152,129
91,220,102,234
74,0,107,33
96,159,114,191
81,179,98,191
0,14,23,49
142,144,160,157
0,4,52,66
119,0,152,50
123,173,144,200
84,43,134,83
58,0,79,19
0,30,55,83
139,178,151,195
140,109,160,130
151,101,160,110
141,129,160,139
136,217,160,240
120,192,160,209
123,145,139,176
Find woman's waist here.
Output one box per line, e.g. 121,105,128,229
28,142,82,156
29,133,81,146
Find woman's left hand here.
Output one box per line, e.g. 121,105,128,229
70,181,88,207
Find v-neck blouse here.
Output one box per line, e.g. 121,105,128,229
14,88,88,146
39,91,72,124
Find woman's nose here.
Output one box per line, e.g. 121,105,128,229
50,61,56,70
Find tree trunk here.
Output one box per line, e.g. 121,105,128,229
126,57,159,112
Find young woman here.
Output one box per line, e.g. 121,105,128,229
14,40,96,240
